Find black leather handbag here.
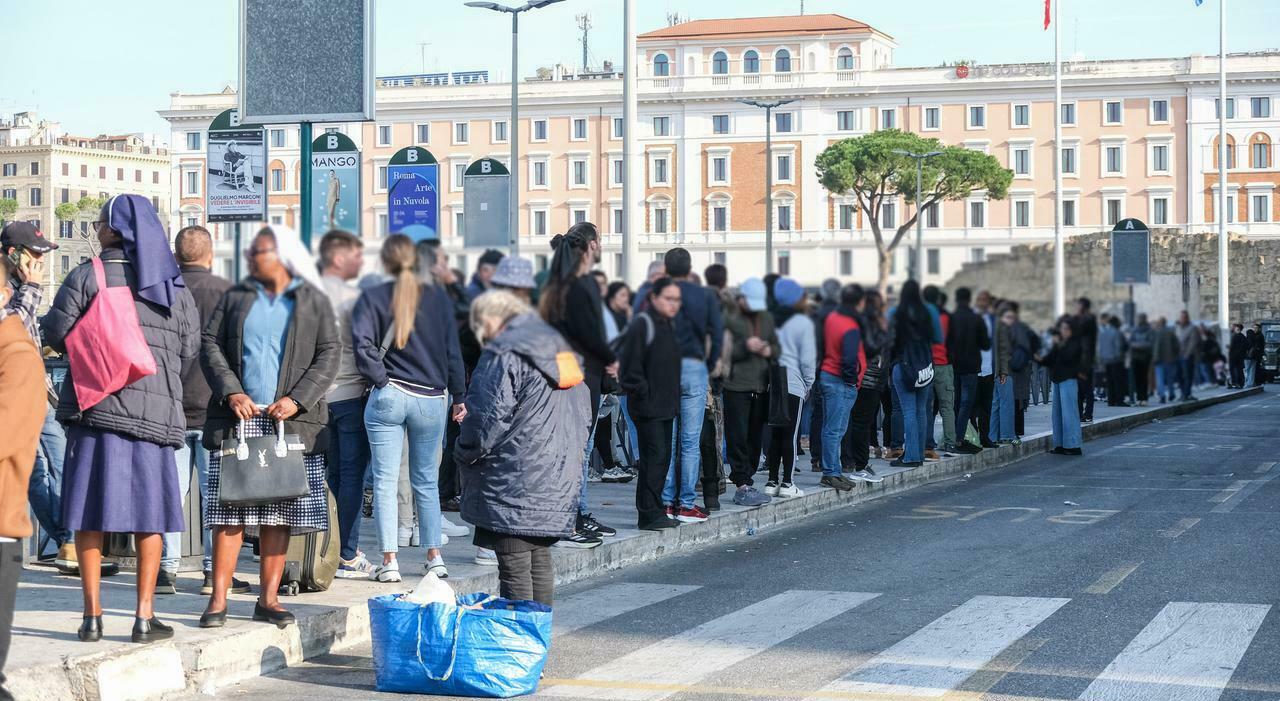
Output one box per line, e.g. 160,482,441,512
767,361,792,427
217,416,309,506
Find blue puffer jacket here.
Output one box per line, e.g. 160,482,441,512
456,313,590,539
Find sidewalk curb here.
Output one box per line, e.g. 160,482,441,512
11,387,1261,701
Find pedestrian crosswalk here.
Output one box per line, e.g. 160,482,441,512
538,584,1272,701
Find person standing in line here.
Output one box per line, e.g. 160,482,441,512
43,196,199,643
1129,314,1155,404
618,279,684,530
866,290,895,458
1099,315,1131,407
700,263,731,509
1174,310,1200,401
973,290,998,446
988,303,1018,445
1198,325,1222,390
1244,326,1262,387
200,224,338,628
1227,323,1247,389
1152,317,1179,403
722,278,780,506
352,235,466,582
808,279,842,472
1072,298,1099,421
631,260,667,314
1006,302,1040,437
888,280,934,469
658,248,722,523
158,226,251,596
465,249,505,302
946,287,989,454
763,278,814,498
490,256,538,304
0,253,52,700
845,288,888,482
602,280,639,480
457,291,590,605
816,284,865,492
1037,317,1085,456
539,223,617,546
922,286,956,456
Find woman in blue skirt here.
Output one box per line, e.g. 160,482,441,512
42,195,199,644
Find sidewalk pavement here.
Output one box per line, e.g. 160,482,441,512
5,385,1262,701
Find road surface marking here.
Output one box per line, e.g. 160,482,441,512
1158,518,1201,538
1209,480,1250,504
1255,462,1275,474
552,583,701,638
1085,563,1141,595
542,590,879,700
1212,468,1280,514
960,636,1048,695
814,596,1069,698
1077,602,1270,701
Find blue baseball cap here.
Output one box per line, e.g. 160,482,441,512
739,277,768,312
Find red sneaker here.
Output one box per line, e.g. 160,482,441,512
676,506,709,523
665,505,675,518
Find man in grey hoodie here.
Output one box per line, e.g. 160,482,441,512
1174,311,1201,401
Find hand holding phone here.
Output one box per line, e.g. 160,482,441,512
16,250,44,284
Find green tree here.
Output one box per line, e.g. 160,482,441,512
816,129,1013,294
55,202,80,224
0,198,17,226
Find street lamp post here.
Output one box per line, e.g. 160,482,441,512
893,149,943,282
739,98,796,275
465,0,564,256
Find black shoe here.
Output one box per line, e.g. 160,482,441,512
78,615,103,642
1063,447,1083,456
889,459,924,468
131,616,174,643
579,513,617,538
1049,446,1069,455
199,609,227,628
201,572,253,596
442,496,461,512
155,569,177,595
956,443,982,454
252,602,296,627
638,517,679,531
820,475,853,492
703,496,721,512
980,440,998,449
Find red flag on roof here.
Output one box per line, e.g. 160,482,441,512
1044,0,1051,29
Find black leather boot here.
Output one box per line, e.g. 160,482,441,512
131,616,174,643
77,615,103,642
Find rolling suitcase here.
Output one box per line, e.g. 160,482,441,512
278,486,340,595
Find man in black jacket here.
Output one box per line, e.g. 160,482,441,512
1073,297,1099,422
947,287,990,453
1228,323,1247,388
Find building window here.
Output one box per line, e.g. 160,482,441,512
712,114,730,135
713,251,727,266
572,118,587,140
839,204,856,229
839,249,853,276
271,168,284,191
377,165,388,190
881,201,896,229
1106,198,1123,226
777,250,791,276
186,132,201,150
1061,146,1077,175
1063,199,1076,226
493,121,508,143
532,119,548,141
1,163,12,177
880,108,896,130
453,122,469,144
1153,197,1170,225
653,157,669,184
1251,141,1270,169
711,157,727,184
613,117,624,139
837,47,855,71
572,208,587,225
653,116,671,137
29,187,41,206
969,200,985,228
1251,97,1271,119
116,168,124,180
777,204,792,231
377,124,392,146
270,129,285,148
1104,100,1123,125
1013,148,1030,176
60,162,68,176
924,106,940,130
454,210,465,237
58,221,72,238
1013,103,1030,127
29,162,39,176
968,105,986,129
571,159,588,187
1252,194,1270,222
1216,98,1236,119
415,123,430,143
775,48,792,73
1151,143,1170,173
533,210,548,236
712,51,728,74
1151,99,1169,123
712,205,728,232
925,202,939,228
453,162,466,189
532,161,547,187
612,208,624,234
775,112,793,133
59,187,68,203
653,53,670,77
837,110,857,131
971,247,986,263
743,50,760,73
612,158,624,186
0,188,12,199
184,170,199,196
134,169,142,183
927,248,940,275
1061,102,1076,126
1014,200,1030,227
1105,145,1124,174
653,207,669,234
99,166,106,178
776,154,792,181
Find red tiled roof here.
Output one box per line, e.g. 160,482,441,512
638,14,877,41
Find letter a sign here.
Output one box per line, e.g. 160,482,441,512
1111,217,1150,285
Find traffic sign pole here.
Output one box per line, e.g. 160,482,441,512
300,121,313,247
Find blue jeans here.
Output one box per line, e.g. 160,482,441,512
1051,379,1082,449
1156,362,1177,399
30,405,70,548
954,373,978,443
1244,359,1257,387
162,430,210,573
891,396,904,449
988,378,1016,443
578,396,606,513
664,359,707,508
1178,358,1196,399
618,396,640,464
365,385,447,553
892,364,931,464
328,396,370,561
819,372,857,477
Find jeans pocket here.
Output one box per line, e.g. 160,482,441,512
371,386,397,417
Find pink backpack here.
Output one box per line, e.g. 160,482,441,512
65,257,157,410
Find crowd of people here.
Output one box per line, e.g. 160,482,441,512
0,198,1268,685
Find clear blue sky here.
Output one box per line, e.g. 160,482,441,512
1,0,1275,140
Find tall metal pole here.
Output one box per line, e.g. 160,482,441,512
510,12,520,255
300,121,313,248
622,0,641,285
764,105,774,275
1217,0,1229,333
1052,0,1065,317
914,158,924,281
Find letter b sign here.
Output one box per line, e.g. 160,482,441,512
326,134,339,150
406,149,419,163
480,160,492,174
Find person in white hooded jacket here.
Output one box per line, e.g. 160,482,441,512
763,278,816,498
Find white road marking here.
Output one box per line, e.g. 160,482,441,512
1158,518,1201,538
541,590,879,700
815,596,1069,698
552,583,701,638
1085,563,1142,595
1078,602,1270,701
1208,480,1250,504
1212,468,1280,514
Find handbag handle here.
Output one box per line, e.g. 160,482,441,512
414,604,464,682
236,405,289,458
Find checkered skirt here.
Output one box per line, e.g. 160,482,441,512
205,414,328,536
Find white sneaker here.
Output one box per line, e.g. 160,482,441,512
474,548,498,567
425,554,449,579
398,527,414,548
762,481,780,497
373,560,402,583
776,483,804,498
440,516,470,538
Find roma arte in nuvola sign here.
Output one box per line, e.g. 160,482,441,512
388,165,439,237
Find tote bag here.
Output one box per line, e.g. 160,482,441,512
217,417,309,506
64,257,156,410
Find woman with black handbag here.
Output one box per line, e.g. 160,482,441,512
762,278,814,498
888,280,935,469
199,225,339,628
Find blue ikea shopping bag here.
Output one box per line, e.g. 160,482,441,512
369,592,553,697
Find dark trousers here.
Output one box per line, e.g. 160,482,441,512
440,416,461,502
497,546,554,606
698,397,724,505
807,389,824,468
635,417,674,525
326,396,370,562
1078,372,1096,420
0,541,19,701
1229,358,1245,387
765,394,803,484
723,389,769,488
1133,357,1152,400
876,387,892,449
1014,399,1027,437
846,386,882,470
954,373,978,443
1178,358,1195,399
1105,362,1128,406
975,375,995,442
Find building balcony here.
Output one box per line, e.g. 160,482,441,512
638,69,861,95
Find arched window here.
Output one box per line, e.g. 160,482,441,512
743,50,760,74
1213,135,1237,169
837,47,855,71
775,48,792,73
711,51,728,75
1249,133,1271,169
653,53,670,77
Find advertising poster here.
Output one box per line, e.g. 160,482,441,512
309,132,361,240
387,146,439,237
206,109,267,223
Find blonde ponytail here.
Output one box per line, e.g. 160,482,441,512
381,234,420,350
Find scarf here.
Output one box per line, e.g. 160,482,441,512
264,224,324,291
107,194,184,308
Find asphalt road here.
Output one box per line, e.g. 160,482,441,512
183,393,1280,701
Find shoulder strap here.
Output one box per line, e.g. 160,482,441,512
90,256,106,293
376,321,396,361
639,312,655,347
